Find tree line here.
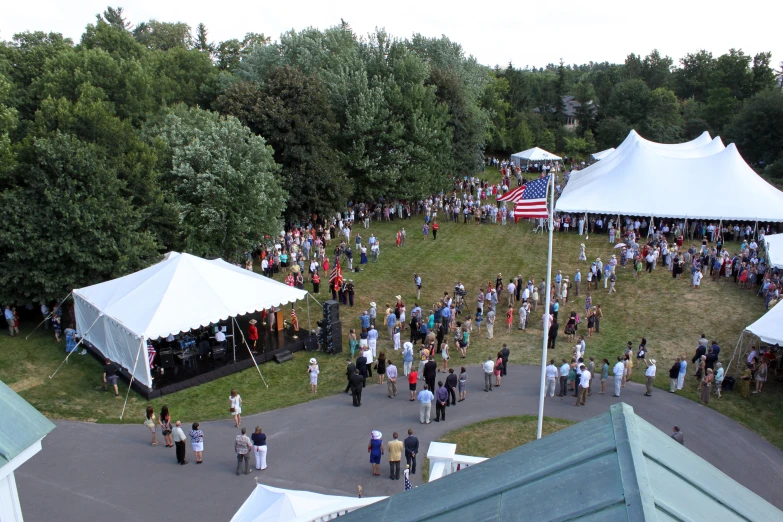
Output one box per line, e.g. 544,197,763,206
1,6,782,304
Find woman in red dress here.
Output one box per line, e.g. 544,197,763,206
248,319,259,351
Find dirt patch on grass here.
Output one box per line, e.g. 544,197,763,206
9,376,44,393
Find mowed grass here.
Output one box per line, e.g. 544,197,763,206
422,415,573,481
1,177,780,449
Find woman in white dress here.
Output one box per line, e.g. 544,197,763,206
229,389,242,427
308,358,320,394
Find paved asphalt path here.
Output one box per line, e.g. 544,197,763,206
15,364,783,521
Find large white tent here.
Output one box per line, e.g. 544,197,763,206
511,147,562,165
230,484,386,522
764,233,783,269
557,130,783,221
73,252,307,389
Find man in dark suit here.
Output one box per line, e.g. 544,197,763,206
356,353,368,388
404,428,419,474
500,344,510,376
345,358,356,393
423,358,437,394
445,368,458,406
350,369,365,407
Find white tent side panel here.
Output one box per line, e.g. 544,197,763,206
74,294,151,388
765,234,783,269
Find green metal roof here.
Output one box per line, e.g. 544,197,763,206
343,403,780,521
0,379,56,468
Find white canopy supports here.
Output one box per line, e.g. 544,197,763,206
231,483,386,522
73,252,307,389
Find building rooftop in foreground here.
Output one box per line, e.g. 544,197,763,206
341,403,781,521
0,379,56,469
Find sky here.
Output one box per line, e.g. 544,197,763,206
3,0,782,69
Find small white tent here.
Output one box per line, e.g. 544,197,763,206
591,148,615,161
556,131,783,221
764,233,783,269
73,252,307,389
230,483,386,522
511,147,562,166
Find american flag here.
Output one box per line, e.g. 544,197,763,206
404,468,413,491
147,344,156,369
514,176,550,218
329,260,343,289
498,185,525,202
290,308,299,331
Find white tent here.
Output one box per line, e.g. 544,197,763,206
511,147,562,165
591,148,615,161
231,483,386,522
556,131,783,221
764,233,783,269
73,252,307,389
745,304,783,346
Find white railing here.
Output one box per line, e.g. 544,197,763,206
427,442,488,481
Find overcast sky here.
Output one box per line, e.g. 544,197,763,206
3,1,781,69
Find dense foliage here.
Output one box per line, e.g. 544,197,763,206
1,6,782,303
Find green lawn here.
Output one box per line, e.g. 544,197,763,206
2,189,780,450
422,415,573,481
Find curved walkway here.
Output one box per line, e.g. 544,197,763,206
16,365,783,522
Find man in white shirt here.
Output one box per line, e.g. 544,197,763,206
575,364,590,406
507,281,516,307
261,258,269,277
559,359,570,397
545,360,558,398
483,355,495,392
172,421,188,465
643,359,657,396
613,356,625,397
214,329,226,346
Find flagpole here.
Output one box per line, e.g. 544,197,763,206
537,174,555,440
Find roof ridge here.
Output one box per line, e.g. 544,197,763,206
611,403,658,520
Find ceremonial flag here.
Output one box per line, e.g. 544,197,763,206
498,185,525,202
330,260,343,289
514,176,550,218
404,468,413,491
147,344,156,369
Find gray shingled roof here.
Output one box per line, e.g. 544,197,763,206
0,379,56,468
341,403,780,521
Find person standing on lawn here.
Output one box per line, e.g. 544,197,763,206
432,221,439,240
643,359,657,396
485,308,495,339
669,358,681,393
103,359,119,397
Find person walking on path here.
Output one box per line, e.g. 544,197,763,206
612,357,624,397
545,360,558,398
159,406,173,448
388,433,403,480
143,406,158,447
189,422,204,464
574,364,590,406
643,359,657,396
458,366,468,402
404,429,419,474
483,355,495,392
445,368,458,405
234,428,252,475
229,389,243,427
351,369,365,407
386,360,398,398
559,359,570,397
251,426,267,470
434,381,448,422
417,385,434,424
368,431,384,476
172,421,188,465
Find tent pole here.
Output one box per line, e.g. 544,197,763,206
754,221,758,241
120,337,145,420
233,316,268,388
232,318,236,363
26,291,73,341
537,174,555,440
48,313,103,380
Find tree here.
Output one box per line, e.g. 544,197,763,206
218,67,350,219
133,20,192,51
481,73,511,152
537,128,556,152
713,48,752,100
606,78,649,125
99,6,132,31
674,50,714,102
726,89,783,166
194,23,213,55
216,33,270,72
751,52,776,94
703,87,737,134
596,116,631,150
642,87,682,142
149,104,286,259
0,133,159,303
564,135,588,158
0,74,17,186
